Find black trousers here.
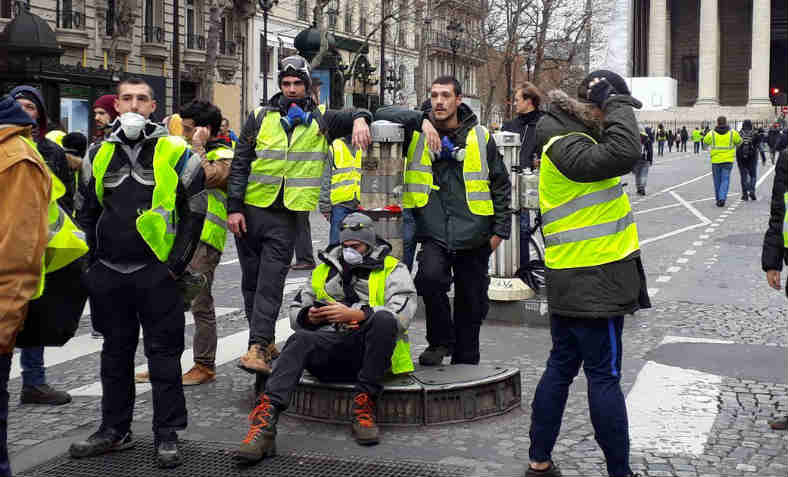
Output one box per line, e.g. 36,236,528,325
87,262,187,437
293,211,315,265
235,206,298,345
265,311,398,409
414,240,492,364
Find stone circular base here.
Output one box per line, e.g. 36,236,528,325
258,364,521,426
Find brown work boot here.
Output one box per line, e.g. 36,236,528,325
261,342,280,362
134,371,150,383
351,392,380,445
236,394,279,464
238,344,271,375
182,364,216,386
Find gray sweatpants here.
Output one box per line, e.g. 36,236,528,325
632,159,650,190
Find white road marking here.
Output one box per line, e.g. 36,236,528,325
676,258,689,264
647,288,659,296
666,266,681,273
641,192,712,246
656,172,712,195
692,241,704,246
69,316,295,397
10,308,238,380
699,235,709,239
705,228,715,233
633,197,715,216
656,276,672,283
755,164,776,188
641,223,707,246
684,250,696,255
219,258,239,265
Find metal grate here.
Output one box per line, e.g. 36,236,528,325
18,438,472,477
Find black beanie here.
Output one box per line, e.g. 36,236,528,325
62,132,88,157
577,70,631,102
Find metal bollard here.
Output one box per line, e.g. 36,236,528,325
359,120,405,258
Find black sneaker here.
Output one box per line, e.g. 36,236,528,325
20,384,72,405
70,428,134,458
418,346,452,366
741,194,748,201
524,462,562,476
155,433,183,469
749,192,757,201
91,330,103,339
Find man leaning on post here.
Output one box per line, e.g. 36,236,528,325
525,70,650,477
236,212,417,464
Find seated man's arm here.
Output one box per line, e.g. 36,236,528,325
372,262,417,332
290,285,320,330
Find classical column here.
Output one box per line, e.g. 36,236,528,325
695,0,720,105
747,0,772,106
648,0,669,76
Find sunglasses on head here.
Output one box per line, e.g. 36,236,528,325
341,222,368,231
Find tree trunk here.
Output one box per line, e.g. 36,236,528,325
204,3,224,103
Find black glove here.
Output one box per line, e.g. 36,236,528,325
587,78,616,108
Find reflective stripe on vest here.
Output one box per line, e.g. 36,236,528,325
538,132,640,270
20,137,89,299
246,105,328,211
199,146,232,252
329,138,362,204
93,137,187,262
403,126,493,215
311,256,414,374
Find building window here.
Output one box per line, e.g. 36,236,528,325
399,64,406,89
1,0,12,19
220,17,237,55
397,0,406,47
57,0,85,30
344,1,352,33
327,0,338,29
144,0,164,43
359,3,366,35
297,0,307,21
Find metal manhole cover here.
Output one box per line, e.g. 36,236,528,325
716,232,764,247
412,364,510,386
18,438,472,477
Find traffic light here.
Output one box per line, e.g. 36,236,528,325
773,87,781,95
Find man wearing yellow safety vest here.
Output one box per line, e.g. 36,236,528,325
318,135,361,245
227,55,372,375
692,127,702,154
525,71,650,477
10,85,76,407
376,75,512,366
173,99,233,386
703,116,742,207
762,148,787,430
236,213,417,463
72,78,207,469
0,94,56,477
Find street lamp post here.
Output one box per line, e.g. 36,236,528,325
522,42,533,82
447,19,463,77
259,0,278,105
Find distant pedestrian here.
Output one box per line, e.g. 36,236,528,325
736,119,760,201
704,116,742,207
768,124,781,164
761,148,786,431
667,129,674,152
680,126,689,152
633,127,652,195
656,124,666,156
758,128,769,165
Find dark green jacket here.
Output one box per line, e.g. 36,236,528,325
375,104,511,251
536,90,651,318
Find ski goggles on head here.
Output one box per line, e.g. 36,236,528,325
340,222,370,231
280,56,310,75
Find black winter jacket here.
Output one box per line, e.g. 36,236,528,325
535,90,651,318
227,92,372,214
375,104,512,251
762,151,787,295
501,109,544,170
37,137,75,215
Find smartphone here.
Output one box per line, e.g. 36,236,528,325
312,300,330,308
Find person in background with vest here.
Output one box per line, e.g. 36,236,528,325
220,118,239,147
236,213,416,463
227,55,372,376
135,100,232,386
692,126,702,154
502,82,544,284
9,86,75,407
526,71,650,477
319,134,362,245
736,119,761,202
762,148,787,430
655,123,666,156
0,95,53,477
703,116,742,207
72,78,206,468
376,76,512,367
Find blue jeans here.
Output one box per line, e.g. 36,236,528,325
402,209,416,270
329,205,355,246
0,354,10,477
20,346,45,388
529,315,631,477
711,162,733,202
519,209,531,270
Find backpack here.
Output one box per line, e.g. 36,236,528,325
739,130,753,159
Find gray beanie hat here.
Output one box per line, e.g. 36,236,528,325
339,213,377,250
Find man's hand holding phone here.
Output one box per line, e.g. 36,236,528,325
308,300,364,326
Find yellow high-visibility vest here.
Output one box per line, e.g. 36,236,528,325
402,126,493,215
245,105,328,211
45,130,65,147
311,255,414,374
539,132,640,269
92,136,188,262
329,138,362,205
200,146,232,252
704,130,740,164
783,192,787,248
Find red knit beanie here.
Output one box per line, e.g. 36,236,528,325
93,95,118,120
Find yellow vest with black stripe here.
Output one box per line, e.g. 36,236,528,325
539,132,639,270
311,255,414,374
246,105,328,211
705,130,739,164
20,137,89,299
403,125,494,215
45,130,65,147
92,136,188,262
200,146,232,252
329,138,362,204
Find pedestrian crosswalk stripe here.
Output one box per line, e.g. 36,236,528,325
10,308,237,381
68,313,294,397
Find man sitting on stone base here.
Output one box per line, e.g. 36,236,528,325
236,212,417,464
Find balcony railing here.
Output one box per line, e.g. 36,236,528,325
57,8,84,29
187,34,206,50
423,29,479,55
144,25,165,44
219,40,237,56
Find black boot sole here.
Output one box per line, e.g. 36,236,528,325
70,439,135,459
